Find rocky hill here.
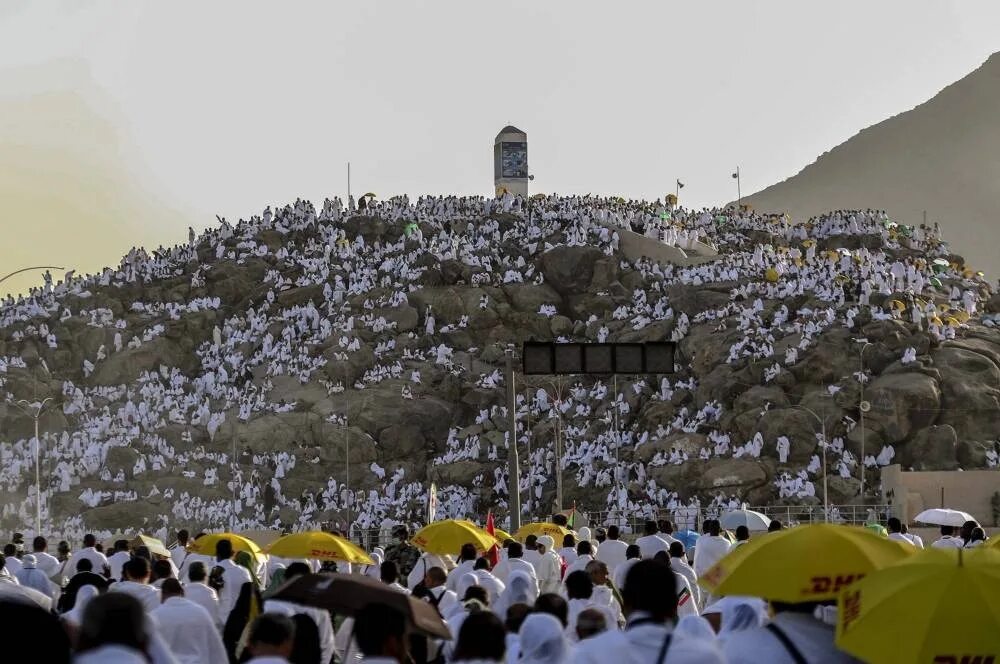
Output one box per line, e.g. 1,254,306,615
0,196,997,540
744,51,1000,279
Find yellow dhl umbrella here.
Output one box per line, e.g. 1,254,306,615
699,524,915,602
836,547,1000,663
514,522,574,542
411,519,498,555
190,532,263,560
266,531,373,564
131,534,171,558
491,528,514,543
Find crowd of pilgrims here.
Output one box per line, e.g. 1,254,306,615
3,518,990,662
1,192,997,543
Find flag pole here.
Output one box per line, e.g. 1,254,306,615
736,166,742,206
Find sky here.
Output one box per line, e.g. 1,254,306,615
2,1,999,296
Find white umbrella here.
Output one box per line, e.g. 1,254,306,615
914,508,976,527
0,580,53,612
721,509,772,532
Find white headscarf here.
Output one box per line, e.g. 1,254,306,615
537,536,555,552
518,612,569,664
675,614,717,641
64,584,100,627
493,570,538,619
577,527,592,544
456,572,480,601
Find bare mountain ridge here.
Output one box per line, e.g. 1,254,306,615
745,51,1000,278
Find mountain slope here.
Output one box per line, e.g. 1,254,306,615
744,52,1000,278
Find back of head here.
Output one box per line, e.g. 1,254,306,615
623,560,676,622
454,611,505,662
284,562,311,580
3,543,15,557
248,612,296,659
152,559,173,581
970,527,986,542
123,557,150,582
188,561,207,582
474,556,490,571
380,560,399,585
355,603,407,658
426,566,447,587
78,593,149,654
507,542,524,559
708,521,722,537
562,534,575,548
658,519,674,535
460,543,477,562
551,514,568,527
524,534,538,550
643,520,658,536
83,534,96,548
160,578,184,600
575,607,608,641
133,546,151,563
215,538,234,561
33,536,47,552
534,593,569,627
176,529,189,543
76,558,94,573
607,525,620,540
577,540,592,556
0,599,71,664
565,570,593,600
114,539,129,553
887,517,902,533
669,541,685,559
768,519,783,533
961,520,979,540
941,525,955,537
735,526,750,542
463,585,489,605
625,544,641,560
505,602,531,634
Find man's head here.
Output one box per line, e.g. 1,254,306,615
188,561,207,583
424,566,447,589
887,517,903,534
285,562,311,581
534,593,568,627
459,543,477,562
76,558,94,574
392,525,409,543
474,557,490,571
708,520,722,537
123,558,150,584
625,544,641,561
669,541,685,559
960,520,979,541
524,535,538,551
58,541,71,557
3,544,16,557
623,560,676,622
537,536,554,554
735,526,749,542
658,520,674,535
78,593,149,654
176,529,189,545
380,561,400,585
453,611,506,663
607,525,620,541
576,541,592,557
215,538,234,562
940,525,956,537
585,560,609,586
152,559,173,581
504,603,531,634
594,527,607,544
768,519,783,533
551,514,568,527
507,542,524,559
83,534,96,548
247,613,296,660
565,570,593,601
356,604,408,661
643,520,658,536
32,536,47,553
114,539,129,553
562,534,575,549
160,578,184,602
576,607,608,641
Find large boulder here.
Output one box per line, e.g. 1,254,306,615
689,458,769,492
863,373,940,444
932,346,1000,441
901,425,959,470
539,246,605,296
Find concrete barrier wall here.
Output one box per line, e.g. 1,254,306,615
881,464,1000,526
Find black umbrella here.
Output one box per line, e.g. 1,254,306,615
270,573,451,639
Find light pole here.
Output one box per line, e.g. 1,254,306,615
791,403,834,522
13,398,55,535
853,339,875,498
504,347,521,532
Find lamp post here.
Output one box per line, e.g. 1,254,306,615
505,347,521,533
853,339,875,498
791,403,834,522
13,398,55,535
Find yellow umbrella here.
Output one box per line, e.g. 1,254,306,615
836,547,1000,663
189,533,263,560
492,528,514,543
700,524,915,602
131,534,171,558
514,522,574,542
266,531,373,565
411,519,498,555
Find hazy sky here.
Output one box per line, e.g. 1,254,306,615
2,1,999,295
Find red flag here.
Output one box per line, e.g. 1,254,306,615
485,511,499,568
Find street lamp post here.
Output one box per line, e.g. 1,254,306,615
792,403,833,522
854,339,875,498
14,398,55,535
